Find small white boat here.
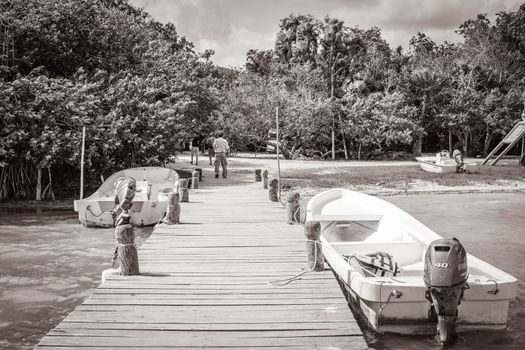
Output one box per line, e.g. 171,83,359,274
416,151,476,173
306,189,517,345
74,167,179,227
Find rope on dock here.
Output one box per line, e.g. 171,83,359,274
266,239,321,286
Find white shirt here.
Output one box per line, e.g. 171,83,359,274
213,137,230,153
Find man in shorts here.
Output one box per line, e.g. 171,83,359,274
213,132,230,178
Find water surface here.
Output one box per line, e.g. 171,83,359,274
0,193,523,349
369,193,525,350
0,209,152,349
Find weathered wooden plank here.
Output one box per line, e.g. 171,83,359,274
56,321,358,331
38,334,366,349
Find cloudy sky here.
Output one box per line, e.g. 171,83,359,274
130,0,521,67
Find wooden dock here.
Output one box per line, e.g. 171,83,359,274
36,175,367,349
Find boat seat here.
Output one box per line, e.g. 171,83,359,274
134,181,150,199
398,261,424,276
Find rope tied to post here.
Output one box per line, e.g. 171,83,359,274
266,239,322,286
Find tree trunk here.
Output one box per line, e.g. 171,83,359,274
483,125,492,157
338,113,348,160
330,43,335,161
412,134,422,157
331,127,336,160
448,129,453,154
463,131,469,155
47,167,55,200
358,143,362,160
36,166,42,201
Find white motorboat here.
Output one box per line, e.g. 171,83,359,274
306,189,517,345
74,167,179,228
416,151,476,173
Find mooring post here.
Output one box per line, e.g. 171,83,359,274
262,169,268,189
305,221,324,271
286,191,300,224
115,223,140,276
191,170,199,189
179,178,189,202
162,191,180,224
269,178,279,202
195,167,203,181
298,204,306,224
255,169,262,182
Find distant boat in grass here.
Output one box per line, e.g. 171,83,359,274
416,151,476,173
74,167,179,228
307,188,517,346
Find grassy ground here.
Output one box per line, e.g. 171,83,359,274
281,165,525,192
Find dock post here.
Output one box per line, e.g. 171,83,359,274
305,221,324,271
262,170,268,189
179,179,189,202
191,170,199,189
286,191,300,224
162,191,180,224
195,167,203,181
269,178,279,202
255,169,262,182
298,205,306,224
115,224,140,276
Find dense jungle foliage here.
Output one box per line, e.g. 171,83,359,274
1,0,524,199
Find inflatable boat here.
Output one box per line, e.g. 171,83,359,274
306,189,517,345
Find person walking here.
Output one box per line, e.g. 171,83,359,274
205,135,216,165
213,132,230,178
190,135,204,165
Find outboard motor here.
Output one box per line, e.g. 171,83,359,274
111,177,136,226
424,238,468,347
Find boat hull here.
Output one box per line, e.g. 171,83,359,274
416,157,476,173
74,199,168,227
306,188,517,336
74,167,178,228
331,268,509,335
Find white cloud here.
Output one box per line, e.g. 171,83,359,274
131,0,522,67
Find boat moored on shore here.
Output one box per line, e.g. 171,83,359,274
306,188,518,345
74,167,179,227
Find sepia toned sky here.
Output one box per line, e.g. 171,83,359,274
130,0,521,67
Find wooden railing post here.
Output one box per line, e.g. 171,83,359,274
262,170,268,189
162,191,180,224
179,179,189,202
305,221,324,271
191,170,199,189
255,169,262,182
286,191,300,224
269,178,279,202
115,224,140,275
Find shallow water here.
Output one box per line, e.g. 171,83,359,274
0,209,152,349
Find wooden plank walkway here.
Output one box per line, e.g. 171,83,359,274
36,174,367,349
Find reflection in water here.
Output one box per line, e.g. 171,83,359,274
0,209,152,349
